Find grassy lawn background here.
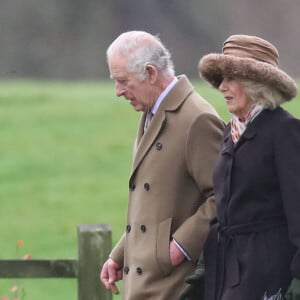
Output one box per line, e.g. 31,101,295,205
0,79,299,299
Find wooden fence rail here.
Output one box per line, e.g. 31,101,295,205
0,224,113,300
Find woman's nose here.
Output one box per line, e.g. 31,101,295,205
219,80,227,92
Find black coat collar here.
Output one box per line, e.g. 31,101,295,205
221,109,273,154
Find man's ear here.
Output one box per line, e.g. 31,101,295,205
146,65,158,84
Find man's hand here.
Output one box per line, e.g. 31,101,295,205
100,258,123,290
170,240,185,266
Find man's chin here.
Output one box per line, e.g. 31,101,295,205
131,104,143,112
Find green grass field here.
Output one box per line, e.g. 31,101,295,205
0,79,299,299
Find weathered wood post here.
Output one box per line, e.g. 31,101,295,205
77,224,112,300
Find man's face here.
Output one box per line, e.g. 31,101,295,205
108,55,156,112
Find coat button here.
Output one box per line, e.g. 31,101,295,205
136,267,142,275
129,182,136,190
140,225,146,232
144,183,150,190
156,142,163,150
126,225,131,233
124,267,129,274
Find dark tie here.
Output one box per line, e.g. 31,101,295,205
144,111,153,131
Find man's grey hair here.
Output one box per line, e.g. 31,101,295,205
239,78,285,109
106,31,175,79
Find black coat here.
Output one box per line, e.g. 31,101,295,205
204,107,300,300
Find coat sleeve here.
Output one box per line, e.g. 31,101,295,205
109,233,125,266
275,115,300,278
172,112,225,261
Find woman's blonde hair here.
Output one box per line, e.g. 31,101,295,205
239,78,285,109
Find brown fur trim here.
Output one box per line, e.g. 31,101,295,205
198,53,298,102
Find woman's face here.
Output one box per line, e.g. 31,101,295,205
219,77,252,120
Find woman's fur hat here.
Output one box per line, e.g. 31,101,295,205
199,34,297,101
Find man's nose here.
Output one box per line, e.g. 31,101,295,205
115,82,125,97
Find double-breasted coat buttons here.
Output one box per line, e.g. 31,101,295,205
136,267,142,275
126,141,160,281
129,182,136,190
144,183,150,190
126,225,146,233
155,142,163,150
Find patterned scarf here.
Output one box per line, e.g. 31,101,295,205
230,104,264,144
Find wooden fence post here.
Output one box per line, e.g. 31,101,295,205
77,224,112,300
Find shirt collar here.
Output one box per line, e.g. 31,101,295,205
151,77,178,115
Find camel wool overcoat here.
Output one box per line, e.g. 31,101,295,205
109,75,225,300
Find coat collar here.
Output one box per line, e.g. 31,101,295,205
131,75,194,175
221,109,270,154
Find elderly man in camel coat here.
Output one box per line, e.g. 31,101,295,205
100,30,225,300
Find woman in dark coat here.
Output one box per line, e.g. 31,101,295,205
180,34,300,300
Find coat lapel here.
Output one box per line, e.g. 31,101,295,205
131,75,193,176
221,118,259,155
132,111,167,173
221,127,234,155
234,116,260,150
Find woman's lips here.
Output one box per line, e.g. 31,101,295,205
225,96,233,103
